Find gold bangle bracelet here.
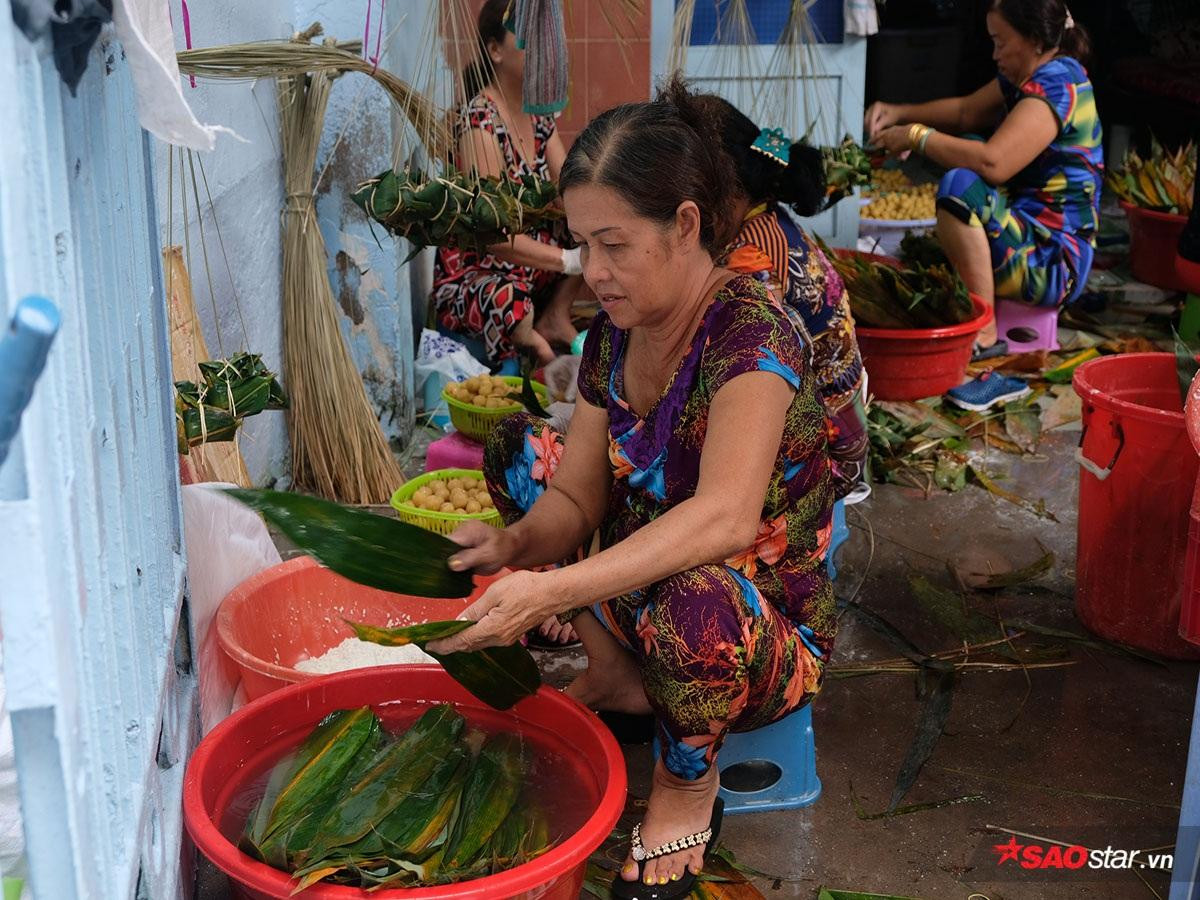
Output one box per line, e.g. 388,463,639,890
907,123,923,152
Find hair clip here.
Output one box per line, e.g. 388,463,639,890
751,127,790,166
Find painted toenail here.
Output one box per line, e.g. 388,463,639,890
670,873,680,881
658,876,668,885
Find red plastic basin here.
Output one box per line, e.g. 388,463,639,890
856,296,992,401
1121,201,1189,292
834,249,992,400
217,557,503,701
183,666,627,899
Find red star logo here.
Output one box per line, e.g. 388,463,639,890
993,836,1022,864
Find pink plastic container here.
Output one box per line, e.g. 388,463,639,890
424,431,485,473
216,557,503,701
183,666,627,899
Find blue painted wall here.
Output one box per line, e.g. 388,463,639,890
160,0,421,484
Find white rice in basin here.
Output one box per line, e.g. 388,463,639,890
294,637,436,674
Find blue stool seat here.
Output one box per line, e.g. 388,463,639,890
826,499,849,580
717,704,821,814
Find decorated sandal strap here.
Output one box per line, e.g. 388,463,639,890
630,822,714,862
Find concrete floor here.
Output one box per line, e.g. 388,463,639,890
601,430,1194,900
198,430,1198,899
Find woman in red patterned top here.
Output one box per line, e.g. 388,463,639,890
432,0,585,366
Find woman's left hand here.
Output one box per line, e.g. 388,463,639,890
875,124,914,159
425,569,570,655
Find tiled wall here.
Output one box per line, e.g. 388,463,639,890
558,1,653,147
464,0,653,148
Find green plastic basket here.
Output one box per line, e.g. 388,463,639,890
442,375,547,442
389,468,501,535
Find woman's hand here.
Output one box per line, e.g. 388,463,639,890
425,569,570,654
864,102,902,142
447,520,518,575
875,125,915,159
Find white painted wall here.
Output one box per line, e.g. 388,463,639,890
158,0,420,486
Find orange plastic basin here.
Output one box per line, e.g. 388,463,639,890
216,556,502,700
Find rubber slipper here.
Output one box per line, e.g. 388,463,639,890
523,628,582,651
610,797,724,899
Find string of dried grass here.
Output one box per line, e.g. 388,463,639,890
177,25,451,160
279,68,403,504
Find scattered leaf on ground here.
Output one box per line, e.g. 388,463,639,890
888,665,955,812
976,550,1054,589
909,575,998,644
968,466,1058,521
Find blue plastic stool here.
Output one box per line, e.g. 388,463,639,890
717,704,821,814
826,499,849,580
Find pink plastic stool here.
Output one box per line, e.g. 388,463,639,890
995,298,1059,352
424,430,485,473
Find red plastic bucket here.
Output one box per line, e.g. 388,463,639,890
216,557,503,700
183,666,627,899
1073,353,1200,658
1121,201,1189,292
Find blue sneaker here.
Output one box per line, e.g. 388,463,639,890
945,371,1031,412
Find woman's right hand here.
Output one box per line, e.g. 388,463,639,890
864,102,902,142
447,520,518,575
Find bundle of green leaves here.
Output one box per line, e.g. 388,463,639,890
825,242,973,329
175,352,287,454
822,136,875,207
352,167,561,255
243,705,551,891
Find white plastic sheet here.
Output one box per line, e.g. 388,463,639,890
111,0,241,150
181,483,280,734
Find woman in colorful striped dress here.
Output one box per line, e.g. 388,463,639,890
866,0,1102,387
701,94,868,497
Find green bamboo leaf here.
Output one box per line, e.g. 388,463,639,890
226,488,475,599
371,740,471,856
260,707,379,846
304,704,465,860
262,723,386,867
348,620,541,711
444,732,526,867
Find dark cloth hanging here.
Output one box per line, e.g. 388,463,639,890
11,0,114,96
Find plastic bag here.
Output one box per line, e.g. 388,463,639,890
541,353,581,404
415,330,489,429
182,483,282,734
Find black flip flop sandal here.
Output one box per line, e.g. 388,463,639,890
523,628,582,651
596,711,656,746
609,797,725,899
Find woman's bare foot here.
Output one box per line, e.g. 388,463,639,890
564,612,652,715
620,762,720,886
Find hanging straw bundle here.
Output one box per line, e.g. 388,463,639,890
177,25,452,161
278,63,404,503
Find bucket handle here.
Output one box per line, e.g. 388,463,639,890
1075,418,1124,482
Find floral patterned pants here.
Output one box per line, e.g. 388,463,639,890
485,414,825,780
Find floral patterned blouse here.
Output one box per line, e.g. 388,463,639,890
576,274,838,655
